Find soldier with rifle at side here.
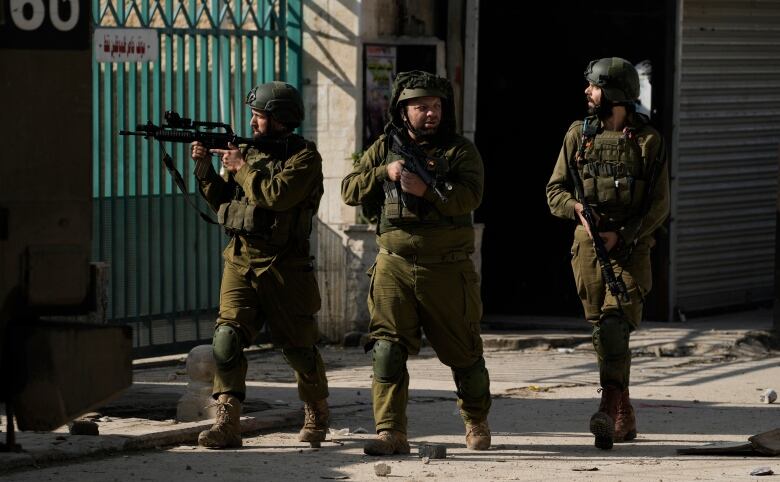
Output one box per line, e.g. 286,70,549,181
341,70,491,455
546,57,670,450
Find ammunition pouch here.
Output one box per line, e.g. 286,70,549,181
218,199,316,249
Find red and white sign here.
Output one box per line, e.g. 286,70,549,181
94,28,158,63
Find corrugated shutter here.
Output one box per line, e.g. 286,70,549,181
671,0,780,316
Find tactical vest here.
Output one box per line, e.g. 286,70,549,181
217,141,321,250
579,119,652,228
378,138,471,233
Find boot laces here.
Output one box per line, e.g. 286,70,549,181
466,421,490,437
303,401,326,428
204,398,236,424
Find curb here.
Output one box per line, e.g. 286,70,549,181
123,407,302,450
0,407,302,473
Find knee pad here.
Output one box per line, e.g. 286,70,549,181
452,357,490,401
283,346,318,375
212,324,243,371
372,340,407,383
593,315,630,361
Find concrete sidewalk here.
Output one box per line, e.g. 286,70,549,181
0,307,775,473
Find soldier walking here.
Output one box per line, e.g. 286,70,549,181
546,57,670,449
342,70,491,455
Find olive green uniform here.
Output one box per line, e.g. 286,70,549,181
196,135,328,403
546,115,670,388
341,132,490,434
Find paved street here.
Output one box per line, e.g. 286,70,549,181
1,308,778,481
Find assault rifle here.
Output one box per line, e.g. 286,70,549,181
568,118,630,304
119,111,257,224
387,127,452,203
120,110,254,150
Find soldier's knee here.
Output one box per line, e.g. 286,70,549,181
372,340,407,383
452,357,490,401
283,346,318,374
593,315,630,360
212,324,244,371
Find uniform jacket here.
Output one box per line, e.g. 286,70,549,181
196,134,324,275
546,114,670,248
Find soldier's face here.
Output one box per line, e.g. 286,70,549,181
403,96,442,135
250,109,285,137
250,109,270,136
585,83,602,110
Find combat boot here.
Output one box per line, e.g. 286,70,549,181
299,398,329,446
363,429,411,456
589,385,621,450
197,394,242,449
614,388,637,442
465,420,491,450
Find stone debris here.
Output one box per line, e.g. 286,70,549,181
374,462,391,477
749,467,773,476
759,389,777,404
418,444,447,459
69,420,99,436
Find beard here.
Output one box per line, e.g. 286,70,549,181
415,125,438,138
587,98,613,119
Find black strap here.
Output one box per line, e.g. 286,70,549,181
159,144,218,225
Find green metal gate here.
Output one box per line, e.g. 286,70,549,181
92,0,302,356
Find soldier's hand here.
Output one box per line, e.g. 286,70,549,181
190,141,209,162
211,143,245,173
400,169,427,197
600,231,619,252
386,160,405,181
574,202,600,238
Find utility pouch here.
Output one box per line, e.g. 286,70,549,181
583,175,598,203
382,180,420,224
616,177,631,205
218,200,248,231
383,181,403,220
596,176,617,203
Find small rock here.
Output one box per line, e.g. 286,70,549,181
759,389,777,404
418,444,447,459
374,462,391,477
749,467,773,476
69,420,99,436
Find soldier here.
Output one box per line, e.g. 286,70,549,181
546,57,670,450
190,82,329,449
342,70,491,455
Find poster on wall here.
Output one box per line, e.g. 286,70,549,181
364,45,397,148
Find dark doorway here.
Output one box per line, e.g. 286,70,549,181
474,1,672,319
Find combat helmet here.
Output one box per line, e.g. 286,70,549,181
584,57,639,104
386,70,456,138
245,81,304,129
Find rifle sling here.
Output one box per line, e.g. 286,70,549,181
159,145,218,225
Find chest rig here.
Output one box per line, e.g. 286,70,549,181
217,140,320,249
379,136,469,233
578,119,649,228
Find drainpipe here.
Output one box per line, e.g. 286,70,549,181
462,0,479,142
